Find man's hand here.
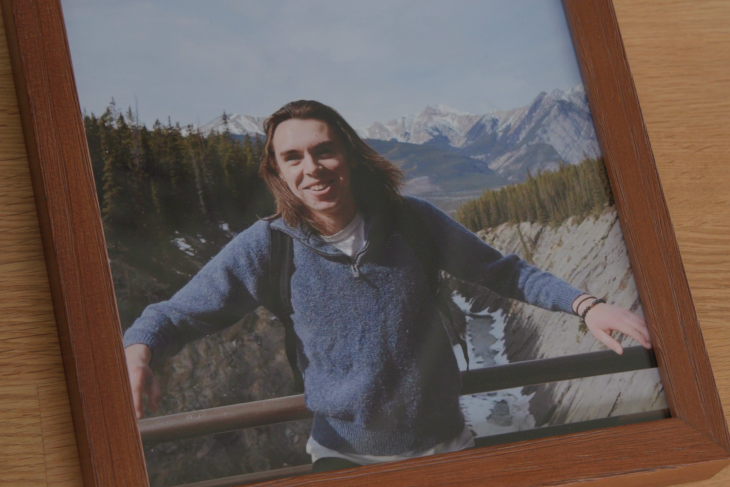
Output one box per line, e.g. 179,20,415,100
125,343,161,419
572,295,652,355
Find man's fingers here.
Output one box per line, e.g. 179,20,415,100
584,304,651,353
592,327,624,355
621,311,651,343
149,373,162,412
131,380,144,419
129,364,156,419
125,345,156,419
612,319,652,349
134,396,143,419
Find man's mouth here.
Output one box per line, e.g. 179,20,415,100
305,180,334,192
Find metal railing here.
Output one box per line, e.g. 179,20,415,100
139,346,657,445
138,346,662,486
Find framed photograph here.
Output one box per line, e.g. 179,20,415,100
2,0,729,486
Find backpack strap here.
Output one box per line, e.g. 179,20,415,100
269,228,305,393
394,202,470,371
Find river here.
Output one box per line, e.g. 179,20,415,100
451,292,537,438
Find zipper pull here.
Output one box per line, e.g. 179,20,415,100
350,263,360,278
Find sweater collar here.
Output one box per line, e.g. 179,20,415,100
269,212,380,257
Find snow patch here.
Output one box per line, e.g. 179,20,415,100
172,237,195,257
451,291,536,438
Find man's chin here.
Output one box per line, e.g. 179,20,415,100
304,192,340,207
306,199,352,217
307,203,339,215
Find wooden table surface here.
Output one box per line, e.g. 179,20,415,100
1,1,728,485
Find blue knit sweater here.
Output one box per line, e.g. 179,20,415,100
123,196,584,455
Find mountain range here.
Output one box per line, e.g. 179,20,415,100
198,85,601,199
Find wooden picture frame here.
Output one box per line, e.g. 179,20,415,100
2,0,728,486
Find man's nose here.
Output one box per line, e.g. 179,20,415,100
302,152,322,173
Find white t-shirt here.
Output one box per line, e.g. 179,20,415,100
320,212,366,258
306,426,475,465
314,212,475,464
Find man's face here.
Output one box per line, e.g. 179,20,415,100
273,118,355,222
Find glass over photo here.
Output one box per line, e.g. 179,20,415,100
62,0,668,485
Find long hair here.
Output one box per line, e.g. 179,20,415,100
259,100,404,228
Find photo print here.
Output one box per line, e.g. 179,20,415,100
62,0,667,485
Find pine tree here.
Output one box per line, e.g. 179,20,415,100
456,157,611,231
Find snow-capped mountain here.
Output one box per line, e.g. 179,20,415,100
197,85,600,182
358,105,483,148
198,113,265,137
360,85,601,180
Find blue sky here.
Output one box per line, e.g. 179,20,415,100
62,0,584,128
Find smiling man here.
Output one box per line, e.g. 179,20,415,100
271,118,357,236
123,100,652,473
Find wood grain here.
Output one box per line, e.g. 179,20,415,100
0,0,728,486
0,386,47,486
0,7,81,485
1,1,148,485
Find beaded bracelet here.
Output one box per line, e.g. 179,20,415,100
580,298,606,323
573,295,596,316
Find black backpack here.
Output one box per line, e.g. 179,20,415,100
268,202,469,393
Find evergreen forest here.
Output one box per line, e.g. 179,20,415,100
456,158,613,232
85,104,274,328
